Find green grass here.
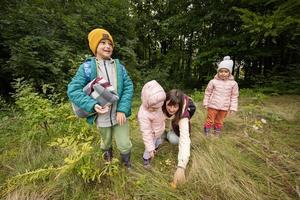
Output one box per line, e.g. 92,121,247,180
0,94,300,200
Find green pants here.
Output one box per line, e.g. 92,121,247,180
100,122,132,154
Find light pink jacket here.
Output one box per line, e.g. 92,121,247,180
203,74,239,111
138,80,166,152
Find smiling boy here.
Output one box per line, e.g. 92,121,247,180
67,28,134,169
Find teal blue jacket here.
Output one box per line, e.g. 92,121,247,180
67,57,134,124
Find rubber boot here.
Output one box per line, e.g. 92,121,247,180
103,147,113,162
143,157,151,169
214,127,221,137
120,151,132,170
204,127,210,137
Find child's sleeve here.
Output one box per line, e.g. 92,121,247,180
203,80,214,107
67,64,98,113
230,82,239,111
138,111,155,152
117,66,134,115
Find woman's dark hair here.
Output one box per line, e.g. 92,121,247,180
162,89,184,125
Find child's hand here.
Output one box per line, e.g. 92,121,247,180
204,105,208,109
149,150,156,159
117,112,126,125
94,104,109,114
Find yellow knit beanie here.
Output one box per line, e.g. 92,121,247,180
88,28,114,55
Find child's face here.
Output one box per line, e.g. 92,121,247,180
96,39,113,59
218,68,230,80
166,101,179,115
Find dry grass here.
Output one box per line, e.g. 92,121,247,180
5,189,51,200
1,95,300,199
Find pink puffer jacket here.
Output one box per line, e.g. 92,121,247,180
203,74,239,111
138,80,166,152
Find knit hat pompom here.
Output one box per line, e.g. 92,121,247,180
88,28,114,55
223,56,231,60
217,55,233,73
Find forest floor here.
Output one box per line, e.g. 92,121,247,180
0,93,300,200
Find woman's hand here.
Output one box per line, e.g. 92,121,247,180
117,112,126,125
94,104,109,114
172,167,186,187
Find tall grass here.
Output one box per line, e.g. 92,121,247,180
0,86,299,199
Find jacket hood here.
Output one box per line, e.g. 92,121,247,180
141,80,166,109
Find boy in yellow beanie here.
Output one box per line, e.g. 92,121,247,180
67,28,134,169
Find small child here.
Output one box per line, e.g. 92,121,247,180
203,56,239,136
138,80,166,168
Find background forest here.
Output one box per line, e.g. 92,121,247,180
0,0,299,95
0,0,300,200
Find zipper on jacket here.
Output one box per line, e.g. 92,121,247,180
104,60,113,126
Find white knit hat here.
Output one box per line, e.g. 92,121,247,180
217,56,233,73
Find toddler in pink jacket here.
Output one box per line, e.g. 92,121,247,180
138,80,166,168
203,56,239,137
